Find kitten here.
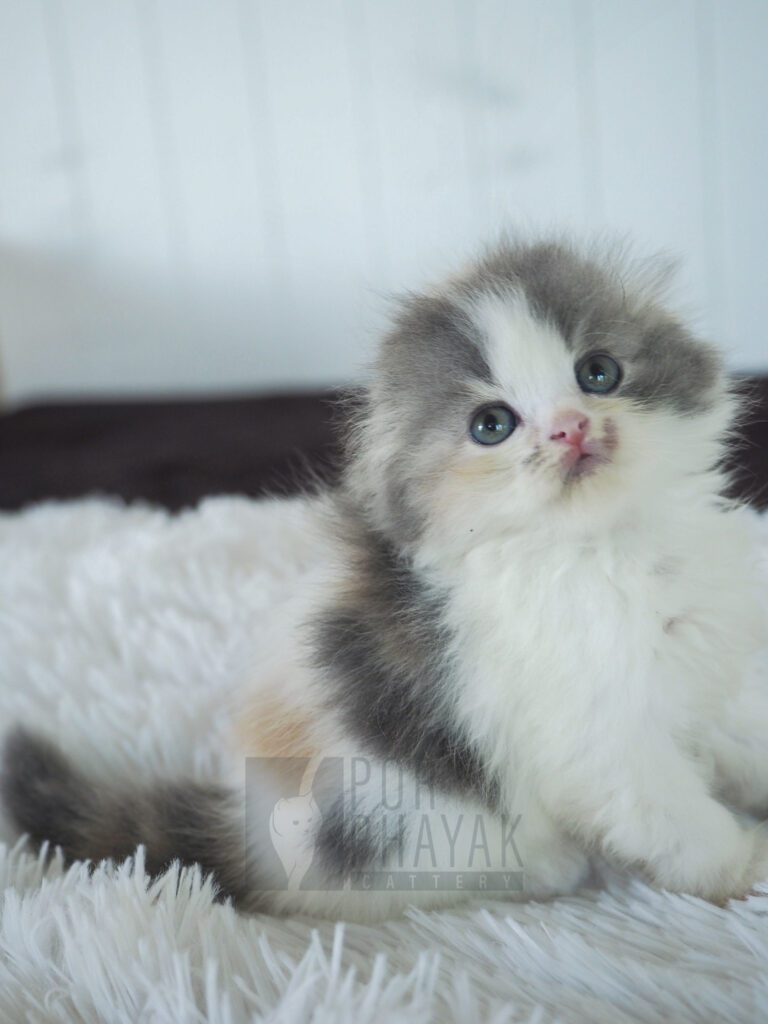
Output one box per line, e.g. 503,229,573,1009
4,238,768,922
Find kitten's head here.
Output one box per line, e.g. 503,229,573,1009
348,239,734,553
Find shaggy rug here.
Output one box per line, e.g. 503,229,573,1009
1,496,768,1023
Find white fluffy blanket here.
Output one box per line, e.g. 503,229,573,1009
1,497,767,1023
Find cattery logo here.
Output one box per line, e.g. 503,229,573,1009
268,758,322,890
245,756,524,894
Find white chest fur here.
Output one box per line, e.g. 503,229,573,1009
436,500,764,806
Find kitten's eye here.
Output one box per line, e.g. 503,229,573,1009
576,353,622,395
469,404,517,445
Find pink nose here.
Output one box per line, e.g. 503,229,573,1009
549,410,590,449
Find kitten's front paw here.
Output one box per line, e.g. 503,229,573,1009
743,835,768,898
651,826,767,904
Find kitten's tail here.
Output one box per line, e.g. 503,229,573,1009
0,728,249,906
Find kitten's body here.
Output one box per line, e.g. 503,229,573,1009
4,239,768,921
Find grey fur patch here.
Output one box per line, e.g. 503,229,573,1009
354,293,493,543
312,508,499,808
459,240,618,345
382,292,494,405
314,795,405,879
615,315,721,414
1,728,255,908
451,239,722,414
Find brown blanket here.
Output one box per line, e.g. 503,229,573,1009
0,384,766,512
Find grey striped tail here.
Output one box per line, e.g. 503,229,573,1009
1,727,249,906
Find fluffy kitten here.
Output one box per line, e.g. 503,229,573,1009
4,238,768,922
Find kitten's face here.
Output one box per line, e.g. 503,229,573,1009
353,242,732,548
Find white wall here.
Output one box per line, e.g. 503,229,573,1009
0,0,766,404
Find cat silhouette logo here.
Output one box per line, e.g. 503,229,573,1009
246,754,342,892
269,790,321,889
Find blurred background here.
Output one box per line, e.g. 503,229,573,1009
0,0,766,509
2,0,768,403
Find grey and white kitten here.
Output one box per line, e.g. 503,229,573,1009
4,238,768,922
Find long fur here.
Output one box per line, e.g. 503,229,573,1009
4,236,768,921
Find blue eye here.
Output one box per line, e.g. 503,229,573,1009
576,353,622,394
469,405,517,445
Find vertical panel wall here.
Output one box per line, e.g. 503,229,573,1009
0,0,765,402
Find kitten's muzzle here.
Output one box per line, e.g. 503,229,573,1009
562,444,608,480
549,410,590,451
548,409,612,480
